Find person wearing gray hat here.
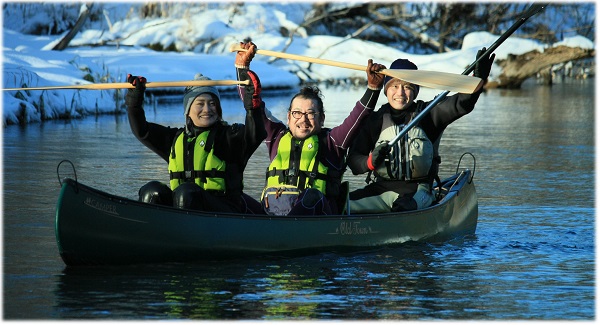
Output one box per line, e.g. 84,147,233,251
347,47,495,213
124,63,266,213
182,73,223,132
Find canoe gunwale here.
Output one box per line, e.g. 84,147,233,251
58,169,472,221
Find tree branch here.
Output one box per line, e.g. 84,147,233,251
52,3,94,51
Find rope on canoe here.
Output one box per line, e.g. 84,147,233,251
57,159,77,188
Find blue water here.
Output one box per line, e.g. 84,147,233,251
3,79,595,319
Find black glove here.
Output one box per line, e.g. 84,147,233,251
367,141,390,171
125,74,146,108
239,69,262,110
473,47,496,80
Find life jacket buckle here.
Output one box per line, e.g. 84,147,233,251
275,187,284,198
185,171,192,179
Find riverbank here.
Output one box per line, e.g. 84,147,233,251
2,3,594,125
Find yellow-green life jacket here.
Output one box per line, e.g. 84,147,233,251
265,132,331,194
168,130,227,192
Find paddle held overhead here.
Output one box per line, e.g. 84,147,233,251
386,2,549,147
3,79,250,91
230,43,482,94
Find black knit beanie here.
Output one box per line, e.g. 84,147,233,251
383,59,420,96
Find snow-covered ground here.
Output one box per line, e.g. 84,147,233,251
2,3,594,125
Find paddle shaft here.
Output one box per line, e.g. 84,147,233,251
388,2,549,147
255,47,367,71
462,3,550,76
231,45,482,93
3,79,250,91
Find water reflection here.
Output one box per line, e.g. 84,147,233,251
55,243,467,319
4,79,595,320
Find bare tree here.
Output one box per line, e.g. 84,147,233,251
299,2,594,54
52,3,94,51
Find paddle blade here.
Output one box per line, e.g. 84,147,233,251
381,69,482,94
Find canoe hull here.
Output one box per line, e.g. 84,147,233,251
55,171,477,265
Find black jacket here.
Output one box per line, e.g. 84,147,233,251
127,102,266,198
347,91,483,176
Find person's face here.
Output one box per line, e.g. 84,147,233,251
287,97,324,140
188,94,218,127
386,79,417,110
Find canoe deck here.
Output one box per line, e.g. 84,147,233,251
55,170,477,266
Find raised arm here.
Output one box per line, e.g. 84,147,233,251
327,59,385,150
125,74,150,140
234,41,287,159
237,68,267,161
125,74,178,162
428,47,495,134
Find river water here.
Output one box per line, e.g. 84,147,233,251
3,79,595,320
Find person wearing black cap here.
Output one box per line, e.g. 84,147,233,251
347,48,495,213
124,65,266,213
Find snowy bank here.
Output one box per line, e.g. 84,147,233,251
2,3,594,125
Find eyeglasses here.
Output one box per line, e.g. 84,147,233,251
290,111,319,120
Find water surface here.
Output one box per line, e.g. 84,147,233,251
3,79,594,319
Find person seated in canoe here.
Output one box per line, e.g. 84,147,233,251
346,48,495,213
124,68,266,213
233,41,386,215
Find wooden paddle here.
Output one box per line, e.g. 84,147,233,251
230,44,482,94
3,79,250,91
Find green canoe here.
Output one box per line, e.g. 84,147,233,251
55,169,477,266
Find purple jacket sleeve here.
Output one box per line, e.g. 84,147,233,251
319,88,379,169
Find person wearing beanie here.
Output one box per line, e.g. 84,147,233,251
347,47,495,213
124,66,266,213
234,41,386,216
182,73,223,132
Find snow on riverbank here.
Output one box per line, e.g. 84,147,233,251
2,3,594,125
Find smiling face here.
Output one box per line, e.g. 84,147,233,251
385,79,418,111
287,96,325,140
187,93,218,127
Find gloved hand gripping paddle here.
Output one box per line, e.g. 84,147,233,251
387,2,549,148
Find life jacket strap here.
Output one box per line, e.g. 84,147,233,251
266,167,328,186
170,169,228,183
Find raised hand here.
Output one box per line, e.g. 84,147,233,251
235,42,257,69
125,74,147,108
367,59,386,90
474,47,496,80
